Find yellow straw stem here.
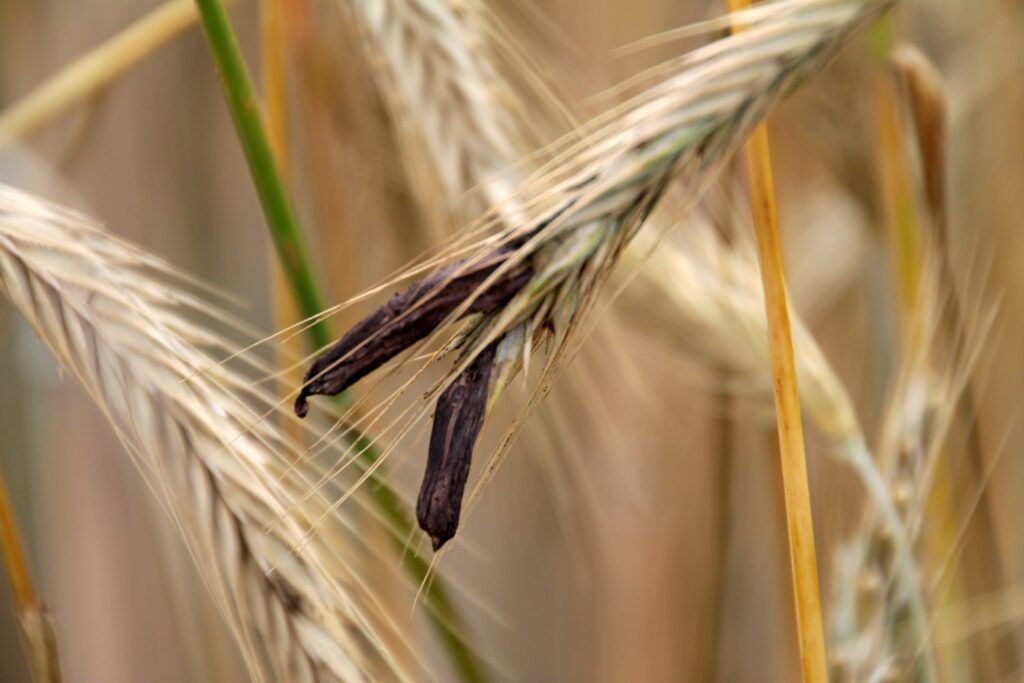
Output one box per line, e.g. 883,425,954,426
0,464,63,682
873,71,923,332
0,467,33,612
727,2,828,681
0,0,238,148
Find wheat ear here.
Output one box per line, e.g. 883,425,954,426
827,248,995,681
341,0,870,445
0,184,410,683
431,0,897,387
322,13,929,667
339,0,528,235
303,0,895,544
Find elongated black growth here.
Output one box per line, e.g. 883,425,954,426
417,342,498,551
294,250,531,417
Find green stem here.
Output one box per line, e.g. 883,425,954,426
356,436,488,683
193,0,330,350
192,3,487,681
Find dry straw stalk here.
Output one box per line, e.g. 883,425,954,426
726,0,826,678
0,0,231,149
0,460,62,682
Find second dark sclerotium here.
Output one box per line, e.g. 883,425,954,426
295,248,531,549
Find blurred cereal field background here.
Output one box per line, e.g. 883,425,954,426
0,0,1022,681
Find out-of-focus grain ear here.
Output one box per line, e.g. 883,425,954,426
890,45,946,225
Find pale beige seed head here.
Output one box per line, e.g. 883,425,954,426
342,0,878,451
0,185,414,683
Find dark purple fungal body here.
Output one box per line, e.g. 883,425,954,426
295,249,531,549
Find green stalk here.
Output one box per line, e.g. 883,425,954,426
192,2,488,681
193,0,331,350
354,435,489,683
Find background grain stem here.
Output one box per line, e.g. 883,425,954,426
0,464,62,683
195,2,488,679
0,0,223,149
727,2,828,680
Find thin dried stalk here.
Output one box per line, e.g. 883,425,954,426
875,66,924,331
889,46,945,225
745,122,828,683
0,461,62,683
0,0,234,148
0,185,410,683
725,1,826,677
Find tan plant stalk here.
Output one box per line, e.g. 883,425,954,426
724,0,825,677
889,46,945,226
0,0,240,148
745,115,828,683
262,0,306,437
0,461,62,682
874,62,924,333
0,184,411,683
